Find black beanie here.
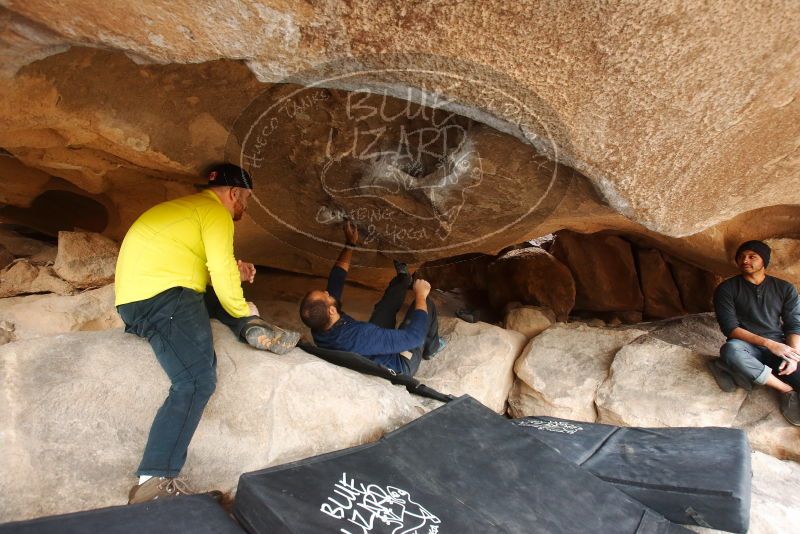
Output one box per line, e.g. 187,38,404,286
735,240,771,268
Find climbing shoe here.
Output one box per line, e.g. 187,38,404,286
393,260,409,276
244,321,301,355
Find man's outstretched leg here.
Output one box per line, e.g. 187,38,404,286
368,261,412,329
203,287,300,355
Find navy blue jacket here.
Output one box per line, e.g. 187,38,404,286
312,266,428,373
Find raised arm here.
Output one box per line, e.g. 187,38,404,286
349,279,431,355
334,220,359,272
327,221,360,301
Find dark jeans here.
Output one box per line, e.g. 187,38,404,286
368,273,440,376
118,286,252,477
720,339,800,391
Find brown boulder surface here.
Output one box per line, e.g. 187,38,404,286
0,4,798,287
2,1,799,235
486,247,576,320
508,323,648,421
0,260,74,297
0,284,122,342
734,387,800,463
689,452,800,534
635,247,685,319
53,231,119,287
0,245,13,270
595,335,748,427
551,231,644,314
665,256,723,313
415,317,527,413
503,305,556,339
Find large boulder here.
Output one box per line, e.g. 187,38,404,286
0,260,74,297
415,317,526,413
53,231,119,287
647,313,726,357
0,284,121,342
507,323,647,421
551,231,644,314
503,304,555,339
689,452,800,534
734,387,800,463
0,323,429,522
486,247,576,321
0,229,55,259
635,247,685,319
665,256,722,314
0,245,13,270
747,452,800,534
595,335,748,427
417,254,493,293
764,237,800,286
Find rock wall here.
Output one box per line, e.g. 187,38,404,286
0,3,798,287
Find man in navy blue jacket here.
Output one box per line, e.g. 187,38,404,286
299,221,443,376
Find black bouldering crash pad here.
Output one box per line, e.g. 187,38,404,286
0,495,243,534
512,416,751,533
234,396,691,533
298,343,454,402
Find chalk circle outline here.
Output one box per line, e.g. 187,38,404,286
233,64,566,255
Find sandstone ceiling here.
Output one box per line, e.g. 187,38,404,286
0,1,798,286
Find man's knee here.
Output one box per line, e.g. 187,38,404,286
720,339,753,362
720,340,768,384
172,368,217,399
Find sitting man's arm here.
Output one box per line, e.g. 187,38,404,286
715,281,800,363
780,285,800,375
202,205,250,318
350,280,431,355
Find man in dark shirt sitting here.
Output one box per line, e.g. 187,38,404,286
712,240,800,425
299,221,444,376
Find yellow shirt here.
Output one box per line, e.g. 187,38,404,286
115,189,250,318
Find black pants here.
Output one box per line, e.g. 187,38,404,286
368,273,439,376
118,286,254,477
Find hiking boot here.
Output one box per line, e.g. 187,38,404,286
128,477,213,505
423,337,447,360
780,391,800,427
707,359,736,393
245,322,301,355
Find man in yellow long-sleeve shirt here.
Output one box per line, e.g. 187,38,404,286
115,163,300,504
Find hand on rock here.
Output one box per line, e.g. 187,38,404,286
413,279,431,300
343,220,359,246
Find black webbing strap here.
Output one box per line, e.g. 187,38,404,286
298,343,454,403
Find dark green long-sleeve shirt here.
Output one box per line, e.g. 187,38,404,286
713,275,800,342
